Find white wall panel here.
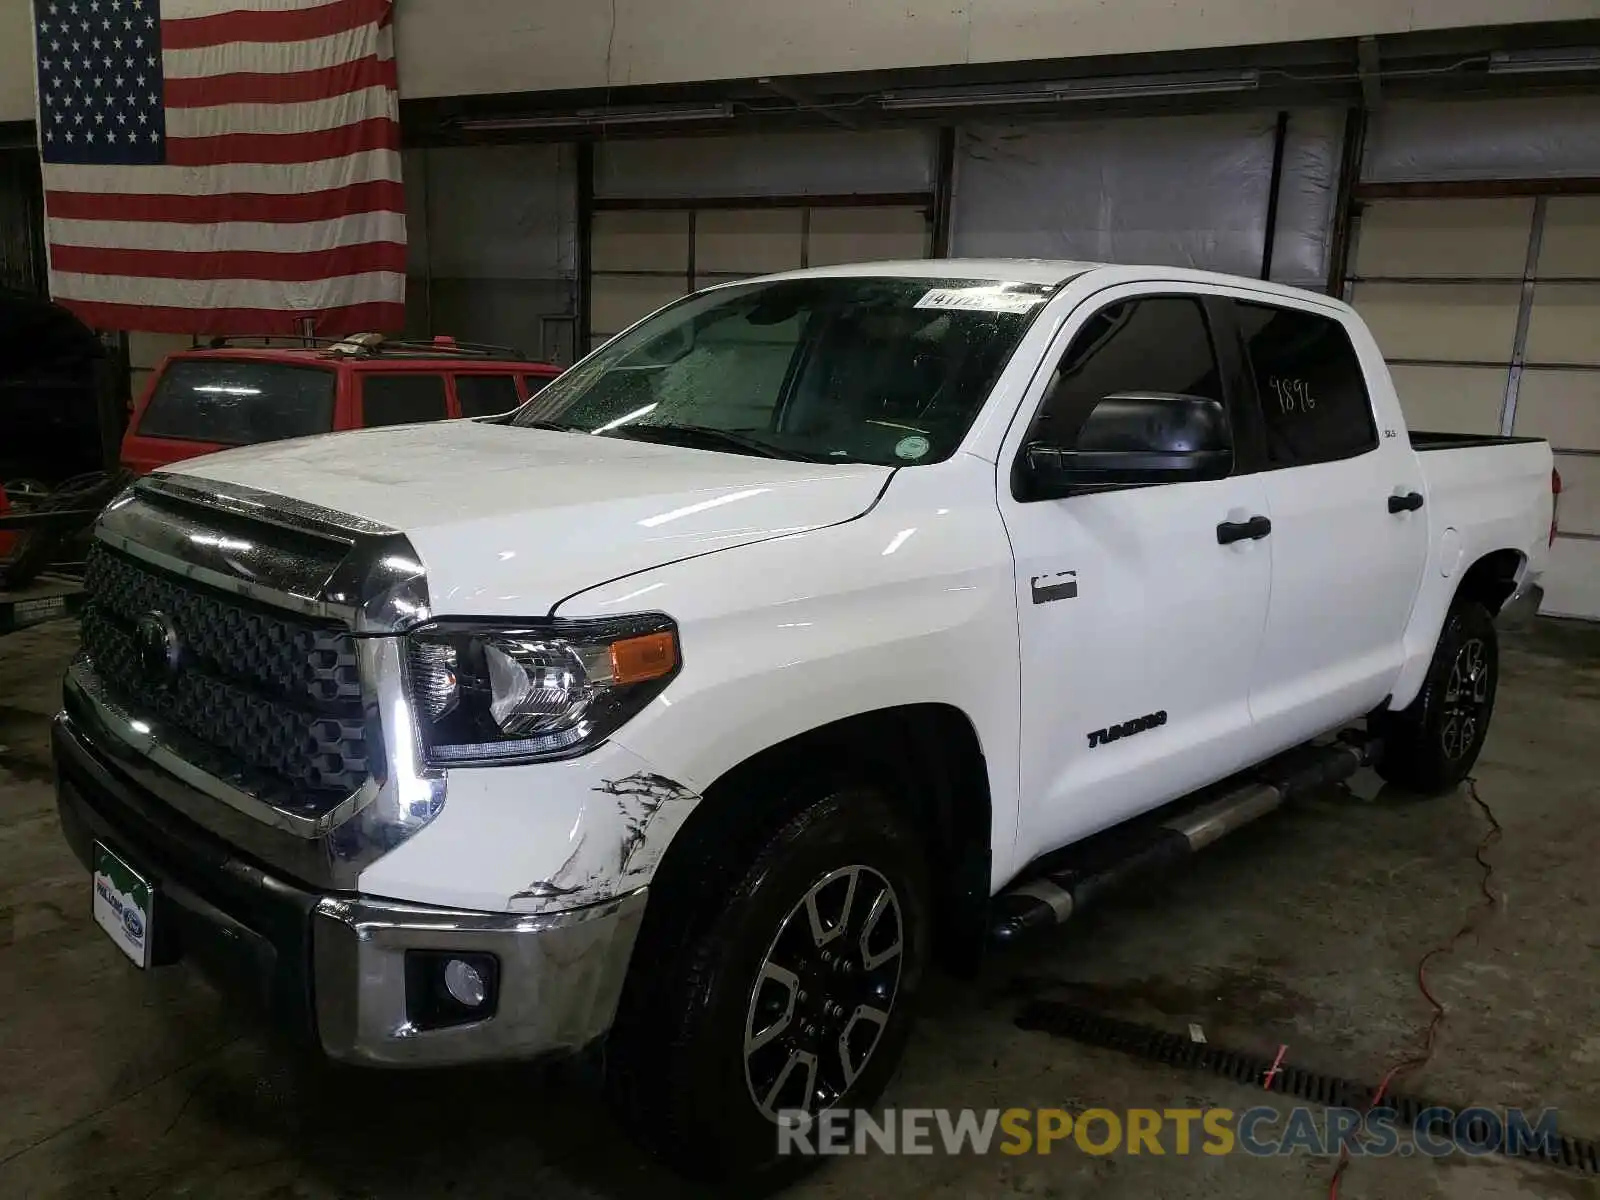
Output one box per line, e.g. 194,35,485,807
1515,370,1600,450
1364,97,1600,183
592,211,691,273
1352,199,1534,279
952,114,1275,276
1350,282,1522,363
1552,454,1600,537
1538,197,1600,279
1542,537,1600,620
695,210,804,275
808,207,931,267
1270,109,1343,290
596,132,935,200
1525,285,1600,367
591,275,689,337
1388,365,1508,435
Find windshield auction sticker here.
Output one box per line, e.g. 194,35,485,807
915,287,1048,314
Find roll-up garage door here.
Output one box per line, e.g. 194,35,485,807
588,203,931,348
1349,195,1600,619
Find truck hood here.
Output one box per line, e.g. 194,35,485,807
165,421,893,616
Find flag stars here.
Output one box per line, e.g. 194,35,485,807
149,129,159,143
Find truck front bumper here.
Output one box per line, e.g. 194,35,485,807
53,710,646,1067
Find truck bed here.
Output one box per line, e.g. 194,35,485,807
1410,430,1546,452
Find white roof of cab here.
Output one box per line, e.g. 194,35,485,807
754,257,1344,310
761,258,1097,286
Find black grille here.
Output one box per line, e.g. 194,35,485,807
82,542,367,796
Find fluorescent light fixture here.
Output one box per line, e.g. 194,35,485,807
458,104,734,133
1487,48,1600,76
881,69,1260,111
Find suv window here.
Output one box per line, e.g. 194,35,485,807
456,374,521,419
363,374,448,427
1234,302,1378,467
1032,296,1224,451
138,359,335,445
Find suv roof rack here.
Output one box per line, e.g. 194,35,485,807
203,334,529,361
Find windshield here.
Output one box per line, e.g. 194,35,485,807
511,276,1054,466
138,358,336,445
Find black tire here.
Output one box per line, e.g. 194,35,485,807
1374,601,1498,794
605,780,931,1186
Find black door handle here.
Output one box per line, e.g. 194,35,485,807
1217,515,1272,545
1388,491,1425,514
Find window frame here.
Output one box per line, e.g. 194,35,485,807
1226,298,1381,470
1008,289,1265,503
453,371,524,420
358,371,451,429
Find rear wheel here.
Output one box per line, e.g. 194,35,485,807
605,781,931,1185
1374,601,1498,794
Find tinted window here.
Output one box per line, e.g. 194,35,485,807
456,374,520,418
1032,297,1224,450
516,276,1053,467
523,374,553,399
138,359,335,445
362,374,448,427
1235,302,1377,466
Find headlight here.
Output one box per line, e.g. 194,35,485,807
405,615,680,766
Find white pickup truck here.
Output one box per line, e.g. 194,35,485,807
54,261,1556,1182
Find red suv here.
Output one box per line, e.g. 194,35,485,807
120,335,564,475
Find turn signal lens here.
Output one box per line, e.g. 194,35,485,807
610,631,678,684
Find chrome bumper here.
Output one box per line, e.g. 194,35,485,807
312,889,647,1067
1498,580,1545,629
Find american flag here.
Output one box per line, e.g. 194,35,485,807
32,0,406,336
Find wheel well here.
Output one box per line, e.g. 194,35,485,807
1454,549,1525,614
633,705,994,981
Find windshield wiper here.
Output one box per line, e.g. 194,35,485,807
601,423,826,462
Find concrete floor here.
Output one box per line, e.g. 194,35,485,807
1,617,1597,1200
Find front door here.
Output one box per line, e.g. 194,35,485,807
998,287,1275,865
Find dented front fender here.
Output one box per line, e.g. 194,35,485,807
354,743,702,915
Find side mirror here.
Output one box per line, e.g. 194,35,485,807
1023,392,1232,496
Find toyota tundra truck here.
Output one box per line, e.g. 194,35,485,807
53,261,1556,1183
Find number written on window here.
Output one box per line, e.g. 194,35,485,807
1268,376,1315,414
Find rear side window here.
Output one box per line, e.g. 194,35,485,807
523,373,554,399
1032,296,1224,450
1234,302,1378,467
362,374,448,427
456,374,521,419
138,359,335,445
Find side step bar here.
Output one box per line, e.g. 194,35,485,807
989,731,1381,946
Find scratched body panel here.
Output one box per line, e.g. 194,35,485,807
356,743,701,915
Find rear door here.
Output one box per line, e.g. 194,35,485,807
999,285,1276,861
1228,297,1430,750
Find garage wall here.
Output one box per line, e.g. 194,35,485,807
952,111,1342,285
405,144,579,363
1350,96,1600,620
385,0,1598,104
589,132,937,346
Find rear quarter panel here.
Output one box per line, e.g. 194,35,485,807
1389,439,1554,709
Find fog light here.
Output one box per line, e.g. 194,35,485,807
444,957,487,1008
404,950,500,1029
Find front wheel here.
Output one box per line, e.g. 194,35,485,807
1374,601,1499,794
605,782,931,1185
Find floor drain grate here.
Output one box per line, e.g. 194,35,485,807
1014,1000,1600,1177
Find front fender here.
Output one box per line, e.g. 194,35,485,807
557,459,1025,892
